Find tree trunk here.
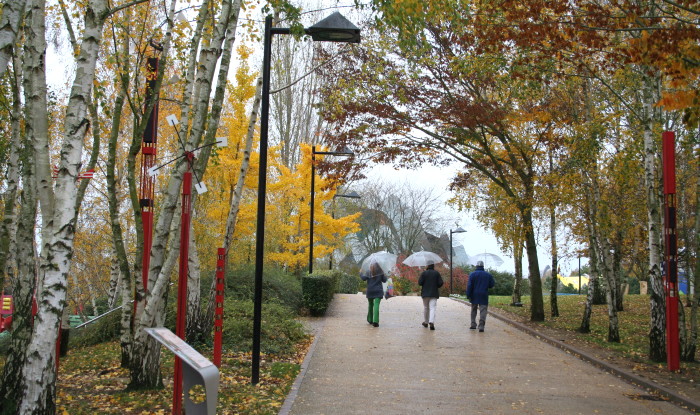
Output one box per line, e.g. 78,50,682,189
549,196,559,317
601,252,620,342
186,229,203,343
107,249,122,308
0,138,37,415
579,266,595,334
0,53,23,291
19,1,110,412
523,209,544,321
612,234,624,312
642,73,666,362
0,0,27,76
511,238,523,306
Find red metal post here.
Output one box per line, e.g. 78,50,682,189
213,248,226,367
662,130,680,372
140,57,159,294
173,154,193,415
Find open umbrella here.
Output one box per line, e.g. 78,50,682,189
469,252,504,268
360,251,397,276
402,250,443,267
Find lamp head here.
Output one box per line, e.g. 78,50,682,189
306,12,361,43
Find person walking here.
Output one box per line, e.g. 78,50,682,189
361,262,387,327
466,260,496,332
418,263,444,330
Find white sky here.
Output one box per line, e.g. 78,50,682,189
364,164,589,276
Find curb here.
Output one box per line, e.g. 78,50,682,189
451,298,700,413
278,317,326,415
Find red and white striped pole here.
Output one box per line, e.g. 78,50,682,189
213,248,226,367
662,130,680,372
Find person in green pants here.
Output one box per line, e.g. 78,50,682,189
361,262,387,327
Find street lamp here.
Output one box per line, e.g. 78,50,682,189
449,226,467,294
252,12,360,385
310,146,354,274
329,191,361,269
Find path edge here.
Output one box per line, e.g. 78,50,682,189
278,316,326,415
451,297,700,413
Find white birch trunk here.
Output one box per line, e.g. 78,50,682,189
0,53,23,286
19,1,110,412
0,132,38,414
642,73,666,362
0,0,27,75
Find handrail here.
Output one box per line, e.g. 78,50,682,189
74,300,134,329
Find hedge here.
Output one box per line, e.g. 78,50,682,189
302,271,338,316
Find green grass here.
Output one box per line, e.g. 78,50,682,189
486,294,697,365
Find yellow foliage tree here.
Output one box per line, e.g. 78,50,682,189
266,144,360,272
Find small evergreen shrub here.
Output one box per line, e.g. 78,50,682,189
301,272,337,316
336,271,360,294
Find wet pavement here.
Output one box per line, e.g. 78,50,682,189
281,294,693,415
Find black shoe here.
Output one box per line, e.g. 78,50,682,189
373,322,379,327
429,323,435,330
469,325,477,330
422,322,428,328
478,328,484,332
368,321,373,325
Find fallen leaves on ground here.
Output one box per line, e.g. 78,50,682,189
56,336,313,414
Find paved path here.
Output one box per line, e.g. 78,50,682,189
282,294,691,415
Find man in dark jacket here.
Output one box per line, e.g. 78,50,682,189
418,263,444,330
466,260,496,332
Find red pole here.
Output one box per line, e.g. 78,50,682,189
662,130,680,372
173,155,193,415
140,57,159,295
213,248,226,367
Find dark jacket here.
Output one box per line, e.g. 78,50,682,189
418,266,444,298
466,266,495,305
361,271,387,299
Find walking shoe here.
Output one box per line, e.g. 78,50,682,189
469,325,477,330
422,322,428,328
478,328,484,332
429,323,435,330
373,322,379,327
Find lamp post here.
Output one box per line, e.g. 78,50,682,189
449,227,467,294
329,191,361,269
310,146,354,274
253,12,360,385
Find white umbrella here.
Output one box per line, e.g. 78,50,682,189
469,253,504,268
360,251,397,276
402,250,443,267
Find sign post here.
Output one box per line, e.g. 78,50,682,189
146,327,219,414
662,131,680,372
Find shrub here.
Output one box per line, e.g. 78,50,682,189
221,299,306,356
224,264,302,311
392,275,413,295
301,272,337,316
336,271,360,294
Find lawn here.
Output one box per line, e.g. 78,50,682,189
486,294,698,365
